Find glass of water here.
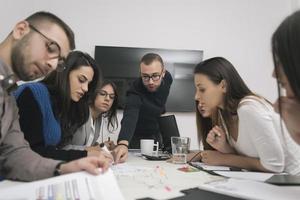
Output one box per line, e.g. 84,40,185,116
171,137,190,164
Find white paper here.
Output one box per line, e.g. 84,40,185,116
201,178,300,200
0,169,124,200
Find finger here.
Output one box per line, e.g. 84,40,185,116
206,135,215,144
80,157,103,175
90,157,110,172
118,149,128,163
102,151,114,159
97,159,109,172
214,126,223,133
212,127,222,137
118,154,127,163
114,150,122,163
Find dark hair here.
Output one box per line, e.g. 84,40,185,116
42,51,102,145
272,10,300,101
194,57,254,149
25,11,75,50
90,80,119,132
140,53,164,67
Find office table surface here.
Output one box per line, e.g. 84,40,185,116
112,152,300,200
0,152,300,200
113,152,224,200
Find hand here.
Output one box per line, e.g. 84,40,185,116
200,150,226,166
112,141,129,163
274,97,300,144
87,149,114,163
85,145,101,152
206,126,233,153
104,140,116,151
59,156,109,175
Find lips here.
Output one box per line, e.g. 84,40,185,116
198,105,206,116
102,103,109,108
77,92,84,98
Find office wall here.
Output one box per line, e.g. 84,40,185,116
0,0,296,149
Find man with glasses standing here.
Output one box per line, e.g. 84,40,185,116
0,11,109,181
113,53,173,163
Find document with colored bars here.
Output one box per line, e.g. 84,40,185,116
0,168,124,200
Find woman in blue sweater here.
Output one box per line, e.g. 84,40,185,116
14,51,111,161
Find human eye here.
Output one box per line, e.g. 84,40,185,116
152,74,160,78
99,90,107,96
199,88,205,93
47,42,59,55
142,75,150,80
78,76,87,83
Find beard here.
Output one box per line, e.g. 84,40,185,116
11,35,34,81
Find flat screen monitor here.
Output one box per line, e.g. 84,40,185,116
94,46,203,112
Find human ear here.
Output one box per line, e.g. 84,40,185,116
12,21,30,40
161,68,166,78
220,80,227,93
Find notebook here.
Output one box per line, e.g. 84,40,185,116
158,115,180,153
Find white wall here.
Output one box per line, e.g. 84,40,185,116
0,0,297,149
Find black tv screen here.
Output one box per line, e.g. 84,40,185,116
94,46,203,112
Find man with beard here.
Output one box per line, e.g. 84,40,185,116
113,53,173,163
0,11,109,181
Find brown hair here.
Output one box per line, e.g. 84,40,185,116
26,11,75,50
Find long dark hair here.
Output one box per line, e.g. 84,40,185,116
42,51,102,145
272,10,300,101
194,57,254,149
90,80,119,132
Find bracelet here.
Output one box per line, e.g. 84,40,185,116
53,162,65,176
117,143,129,149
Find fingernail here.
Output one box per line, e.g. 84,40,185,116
95,168,102,174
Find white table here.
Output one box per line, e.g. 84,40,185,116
1,152,300,200
113,151,224,200
114,151,300,200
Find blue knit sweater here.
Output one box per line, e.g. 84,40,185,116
14,82,61,146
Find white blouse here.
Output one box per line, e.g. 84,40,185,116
225,96,300,175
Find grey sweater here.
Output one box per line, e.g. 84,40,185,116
0,59,60,181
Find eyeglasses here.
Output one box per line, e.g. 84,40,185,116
29,24,66,72
98,90,115,100
141,71,163,82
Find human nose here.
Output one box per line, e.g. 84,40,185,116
148,77,154,84
82,83,88,92
195,90,200,101
104,94,110,101
46,58,58,71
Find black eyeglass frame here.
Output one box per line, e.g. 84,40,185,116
28,23,66,72
141,69,164,82
98,90,116,100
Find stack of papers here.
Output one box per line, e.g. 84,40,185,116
0,169,124,200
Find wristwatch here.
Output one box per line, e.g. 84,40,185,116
53,162,65,176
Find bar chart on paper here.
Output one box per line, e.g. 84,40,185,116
0,169,124,200
36,178,91,200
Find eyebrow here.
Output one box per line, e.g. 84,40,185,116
78,74,89,82
196,83,204,87
141,72,160,76
101,90,115,95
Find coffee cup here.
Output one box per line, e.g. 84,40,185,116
140,139,159,156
